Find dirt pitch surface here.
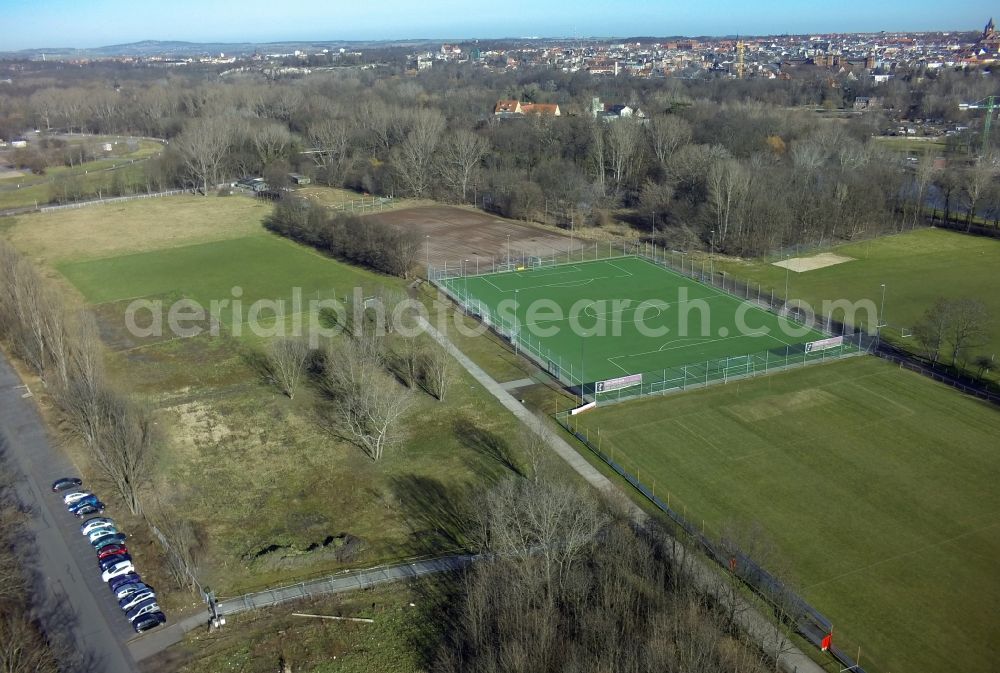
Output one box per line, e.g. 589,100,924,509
772,252,854,273
367,206,576,269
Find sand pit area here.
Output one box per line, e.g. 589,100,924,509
772,252,854,273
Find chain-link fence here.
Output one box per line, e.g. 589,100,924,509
555,410,868,673
430,241,875,405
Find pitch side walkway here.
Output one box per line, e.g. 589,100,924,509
418,317,827,673
0,355,137,673
128,553,476,661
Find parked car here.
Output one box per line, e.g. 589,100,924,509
108,572,142,593
101,561,135,583
132,611,166,633
51,477,83,492
74,503,105,517
92,533,127,550
99,554,132,572
87,527,121,544
125,599,161,623
119,591,156,612
83,523,116,539
62,491,92,506
68,495,100,513
114,582,152,600
98,544,128,561
81,518,115,536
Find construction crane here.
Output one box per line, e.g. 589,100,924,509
958,96,998,156
735,39,746,79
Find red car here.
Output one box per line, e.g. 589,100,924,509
97,544,128,561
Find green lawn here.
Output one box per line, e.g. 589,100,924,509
58,234,384,327
572,357,1000,673
711,229,1000,369
872,136,948,154
441,256,829,398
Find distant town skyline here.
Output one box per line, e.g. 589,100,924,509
0,0,992,51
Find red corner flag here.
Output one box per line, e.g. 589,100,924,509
821,633,833,652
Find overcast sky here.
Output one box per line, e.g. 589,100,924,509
0,0,991,50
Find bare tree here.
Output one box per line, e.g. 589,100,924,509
0,614,58,673
266,338,310,399
913,299,950,364
944,298,990,368
250,120,293,170
649,114,692,167
325,338,411,461
420,343,453,401
707,158,750,246
911,152,939,226
914,297,991,367
91,393,155,515
605,119,644,193
306,118,351,183
393,109,445,197
438,129,488,202
172,116,232,193
476,477,607,599
961,158,995,231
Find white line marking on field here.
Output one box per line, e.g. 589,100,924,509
607,357,632,375
610,331,773,359
482,276,504,293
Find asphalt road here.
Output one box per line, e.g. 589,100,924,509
0,355,137,673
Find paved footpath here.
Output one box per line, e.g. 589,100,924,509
129,553,476,661
418,317,827,673
0,355,137,673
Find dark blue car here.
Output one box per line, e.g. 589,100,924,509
108,572,142,592
133,611,166,633
99,554,132,572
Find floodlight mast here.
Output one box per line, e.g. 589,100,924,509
958,95,998,156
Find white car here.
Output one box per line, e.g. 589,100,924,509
101,561,134,583
127,601,161,623
63,492,93,505
88,527,119,544
120,591,156,612
81,519,116,537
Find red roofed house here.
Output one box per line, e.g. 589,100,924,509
493,100,561,117
494,100,523,115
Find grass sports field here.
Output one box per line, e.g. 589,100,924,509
441,256,830,394
572,357,1000,673
58,234,379,318
711,228,1000,374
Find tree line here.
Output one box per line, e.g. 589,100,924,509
265,197,419,277
0,242,152,516
2,60,998,250
431,468,774,673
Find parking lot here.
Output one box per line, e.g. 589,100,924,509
0,356,137,672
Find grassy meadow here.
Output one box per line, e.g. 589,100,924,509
572,357,1000,673
3,195,542,599
0,137,164,211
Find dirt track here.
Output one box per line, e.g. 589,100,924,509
367,206,578,270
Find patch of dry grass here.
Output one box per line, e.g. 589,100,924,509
3,195,270,264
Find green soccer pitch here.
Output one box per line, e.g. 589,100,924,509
439,256,832,391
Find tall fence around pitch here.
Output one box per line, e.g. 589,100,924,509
429,239,876,404
555,410,869,673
